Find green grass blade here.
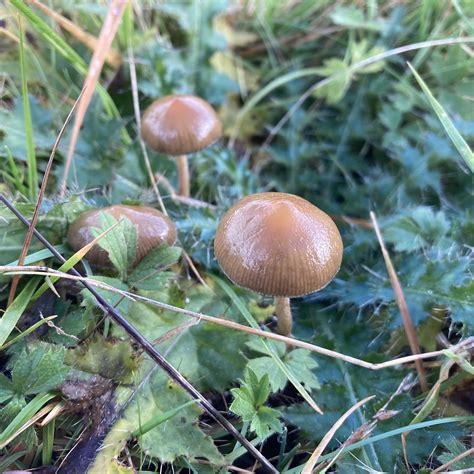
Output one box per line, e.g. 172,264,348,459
0,278,39,346
408,62,473,172
212,275,322,414
0,392,56,447
286,415,474,472
31,219,121,301
7,245,67,266
42,418,55,465
0,315,57,351
132,399,198,437
5,146,27,196
18,18,37,200
9,0,120,121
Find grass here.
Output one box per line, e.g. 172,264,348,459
0,1,473,472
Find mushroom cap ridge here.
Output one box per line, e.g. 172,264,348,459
214,192,343,297
67,205,177,268
141,94,222,156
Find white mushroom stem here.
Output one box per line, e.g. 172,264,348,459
176,154,190,197
275,297,292,336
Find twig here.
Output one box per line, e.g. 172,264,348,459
432,447,474,473
302,395,375,473
59,0,128,197
0,195,277,474
29,0,122,68
370,211,428,391
128,44,166,215
315,375,412,471
0,264,454,372
7,87,85,305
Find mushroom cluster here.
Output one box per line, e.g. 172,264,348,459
67,94,344,340
214,192,343,336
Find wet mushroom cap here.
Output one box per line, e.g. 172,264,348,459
67,205,177,268
141,95,222,156
214,192,343,297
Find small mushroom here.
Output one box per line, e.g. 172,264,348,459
67,205,177,268
141,94,222,197
214,192,343,336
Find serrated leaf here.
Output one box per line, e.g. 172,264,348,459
128,245,181,289
11,343,70,395
252,406,282,440
313,59,351,104
247,339,320,392
124,372,224,465
91,212,137,279
230,369,281,440
0,374,15,404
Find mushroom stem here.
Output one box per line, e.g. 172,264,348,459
176,154,190,197
274,297,292,336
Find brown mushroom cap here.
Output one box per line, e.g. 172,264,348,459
67,205,177,268
141,95,222,156
214,193,343,297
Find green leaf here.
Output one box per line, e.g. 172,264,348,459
330,6,385,31
124,372,224,465
383,206,450,252
408,62,474,172
247,339,320,392
438,439,473,470
213,276,321,413
11,343,70,395
91,212,137,279
128,245,182,289
313,59,352,104
230,369,282,440
65,335,138,384
0,374,15,404
0,278,39,347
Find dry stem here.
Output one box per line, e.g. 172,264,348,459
370,211,428,391
0,265,454,372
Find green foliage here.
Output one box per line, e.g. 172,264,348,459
0,0,473,471
92,212,137,280
230,368,282,440
246,339,320,392
123,372,225,466
128,245,182,289
65,335,138,384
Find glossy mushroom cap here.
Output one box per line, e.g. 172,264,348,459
141,95,222,156
214,193,343,297
67,205,177,268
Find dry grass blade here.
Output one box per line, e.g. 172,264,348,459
128,43,166,214
59,0,128,197
302,395,375,473
7,87,85,305
0,401,59,449
432,446,474,473
29,0,122,68
128,36,209,288
370,211,428,392
0,265,450,371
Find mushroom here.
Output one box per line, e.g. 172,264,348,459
141,94,222,198
67,205,177,269
214,192,343,336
